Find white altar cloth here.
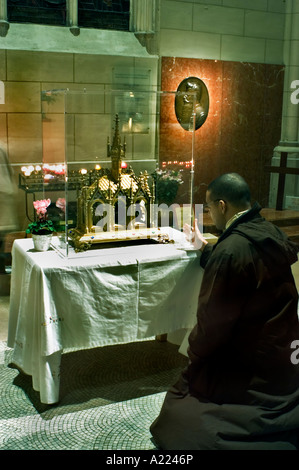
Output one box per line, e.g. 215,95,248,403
7,230,203,404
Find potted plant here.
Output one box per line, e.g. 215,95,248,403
152,168,183,205
26,199,57,251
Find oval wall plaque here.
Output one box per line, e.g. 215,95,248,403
175,77,209,131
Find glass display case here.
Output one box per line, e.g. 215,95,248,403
20,88,199,257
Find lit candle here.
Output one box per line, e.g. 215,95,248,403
54,164,65,175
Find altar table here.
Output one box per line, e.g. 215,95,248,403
7,230,203,404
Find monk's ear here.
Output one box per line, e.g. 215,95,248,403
219,199,227,214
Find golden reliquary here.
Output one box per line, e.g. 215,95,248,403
68,115,171,252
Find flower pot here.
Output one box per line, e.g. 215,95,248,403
32,233,53,252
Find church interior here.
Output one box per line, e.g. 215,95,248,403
1,0,299,452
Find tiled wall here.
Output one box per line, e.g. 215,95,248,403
160,0,285,64
0,50,158,230
1,51,158,164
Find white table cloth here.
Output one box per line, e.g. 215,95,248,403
7,229,203,404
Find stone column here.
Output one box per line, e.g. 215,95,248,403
67,0,80,36
269,0,299,210
281,0,299,145
130,0,159,55
130,0,156,33
0,0,9,37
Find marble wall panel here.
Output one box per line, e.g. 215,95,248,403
161,57,284,206
262,64,284,140
161,57,223,201
221,62,265,149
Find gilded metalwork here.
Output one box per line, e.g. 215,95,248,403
68,114,168,252
175,77,209,131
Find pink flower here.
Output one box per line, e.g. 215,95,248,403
56,198,66,213
33,199,51,218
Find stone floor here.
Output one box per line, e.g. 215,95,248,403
0,273,189,451
0,338,187,450
1,256,299,451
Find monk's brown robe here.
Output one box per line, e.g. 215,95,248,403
151,203,299,450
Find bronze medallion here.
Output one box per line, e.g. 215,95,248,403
175,77,209,131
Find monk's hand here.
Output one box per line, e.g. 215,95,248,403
183,219,208,251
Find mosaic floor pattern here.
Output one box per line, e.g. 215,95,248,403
0,339,188,450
